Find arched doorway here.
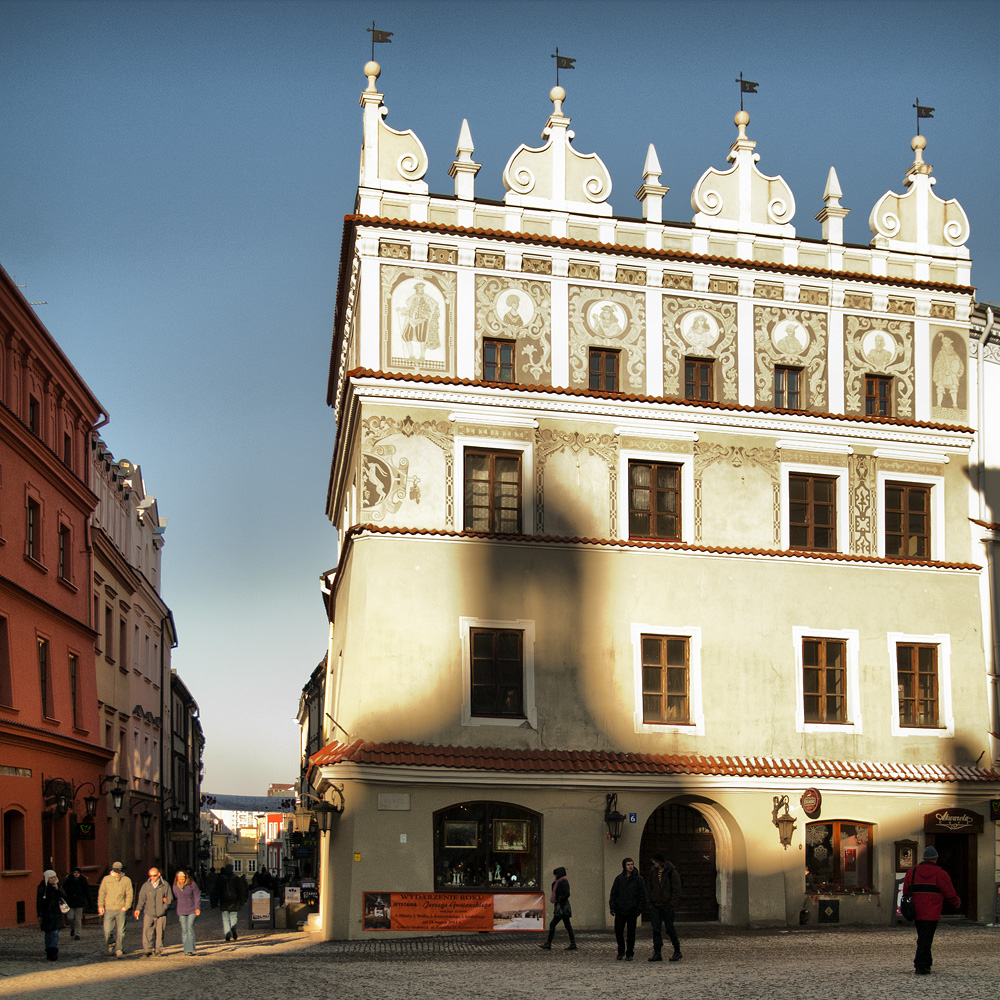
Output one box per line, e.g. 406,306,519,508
640,802,718,921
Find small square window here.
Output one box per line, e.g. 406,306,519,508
483,339,515,384
774,366,802,409
865,375,893,417
685,357,714,402
589,347,620,392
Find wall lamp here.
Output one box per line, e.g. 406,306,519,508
604,793,626,843
74,782,100,819
130,800,153,830
100,775,127,812
772,795,797,850
43,778,72,815
301,786,345,834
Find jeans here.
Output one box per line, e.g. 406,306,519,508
914,919,938,970
614,912,639,956
68,906,84,937
649,903,680,956
178,913,197,953
141,914,167,954
44,927,60,949
222,909,239,937
103,909,127,952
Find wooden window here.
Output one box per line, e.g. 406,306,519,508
2,809,26,871
483,340,515,384
0,616,12,707
865,375,892,417
38,637,54,719
470,628,523,717
69,653,79,727
58,524,70,579
589,347,620,392
119,619,128,670
896,644,939,727
26,498,40,561
641,634,689,724
802,638,847,724
28,396,39,436
628,461,681,540
464,450,521,534
805,822,873,892
885,483,930,560
774,366,802,409
789,474,837,551
63,432,73,469
685,357,714,402
104,606,114,662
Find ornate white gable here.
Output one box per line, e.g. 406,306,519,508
868,135,970,258
691,110,795,236
502,86,612,216
358,61,428,198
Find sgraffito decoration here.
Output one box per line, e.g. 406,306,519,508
929,327,967,422
662,296,738,403
567,286,645,392
361,444,416,520
381,266,457,374
753,306,828,411
843,316,914,418
474,277,552,383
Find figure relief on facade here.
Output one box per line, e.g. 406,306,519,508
474,276,551,383
929,328,967,420
380,266,457,374
662,297,738,403
849,454,878,557
753,306,828,410
535,428,619,536
843,316,914,418
361,414,455,527
567,286,645,392
693,443,779,546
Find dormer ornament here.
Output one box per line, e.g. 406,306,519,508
502,86,612,216
358,60,428,196
449,119,481,201
868,135,969,256
815,167,849,244
691,110,795,236
635,144,669,223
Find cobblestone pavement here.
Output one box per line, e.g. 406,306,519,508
1,916,998,1000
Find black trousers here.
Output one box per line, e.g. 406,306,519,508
546,912,574,943
614,912,638,956
914,919,938,970
649,903,680,955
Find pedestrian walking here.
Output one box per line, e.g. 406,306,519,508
212,864,248,941
646,852,682,962
36,870,69,961
539,866,576,951
97,862,133,958
902,845,961,975
204,867,219,908
62,866,90,940
133,867,173,956
609,857,647,961
172,870,202,956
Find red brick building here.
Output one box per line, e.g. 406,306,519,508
0,263,113,926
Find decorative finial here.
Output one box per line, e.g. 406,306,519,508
550,85,566,117
364,60,381,93
734,109,750,140
822,166,843,207
909,133,932,176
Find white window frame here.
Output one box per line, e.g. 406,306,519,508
619,448,695,544
631,623,705,735
454,436,534,535
793,627,862,734
876,472,945,561
887,632,954,738
780,462,849,553
459,617,537,728
232,859,242,873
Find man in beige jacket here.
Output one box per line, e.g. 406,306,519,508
97,862,133,958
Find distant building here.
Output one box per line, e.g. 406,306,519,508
0,263,111,926
309,61,999,937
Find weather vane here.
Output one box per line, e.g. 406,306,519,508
551,47,576,86
913,97,934,136
367,21,393,62
735,72,758,112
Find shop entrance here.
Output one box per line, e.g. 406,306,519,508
639,802,718,921
923,807,982,920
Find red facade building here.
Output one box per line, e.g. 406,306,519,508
0,264,113,926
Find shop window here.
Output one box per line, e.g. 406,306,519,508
434,802,540,892
2,809,26,870
805,821,873,892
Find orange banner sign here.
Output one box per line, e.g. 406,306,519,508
363,891,545,932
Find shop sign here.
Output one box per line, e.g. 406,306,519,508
800,789,822,817
990,799,1000,822
923,809,983,834
75,822,95,841
362,891,545,932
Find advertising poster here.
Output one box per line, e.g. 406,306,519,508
363,891,545,932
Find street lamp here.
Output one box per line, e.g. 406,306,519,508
74,782,99,818
604,793,626,843
772,795,797,850
100,775,127,811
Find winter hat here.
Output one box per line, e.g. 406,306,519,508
72,867,82,874
43,870,57,881
651,852,666,864
552,866,567,878
111,862,124,871
922,846,939,860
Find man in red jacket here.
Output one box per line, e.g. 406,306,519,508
902,846,960,975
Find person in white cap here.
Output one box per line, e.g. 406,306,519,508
36,870,68,960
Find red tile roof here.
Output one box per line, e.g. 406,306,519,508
338,523,981,572
344,215,976,294
310,739,999,784
344,367,975,434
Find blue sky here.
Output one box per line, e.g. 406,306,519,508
2,0,996,793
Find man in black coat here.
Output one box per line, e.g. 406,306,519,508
609,857,647,960
646,852,682,962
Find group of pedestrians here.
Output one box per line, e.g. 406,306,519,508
35,860,248,961
539,852,683,962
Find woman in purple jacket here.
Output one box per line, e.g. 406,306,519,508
172,870,202,956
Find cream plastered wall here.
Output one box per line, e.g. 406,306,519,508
330,534,984,762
